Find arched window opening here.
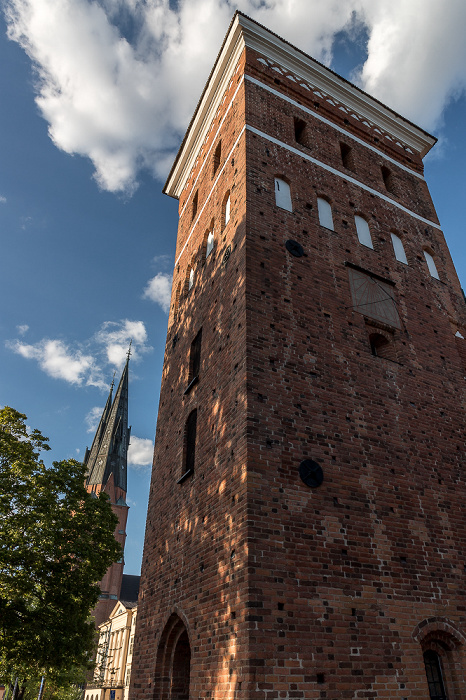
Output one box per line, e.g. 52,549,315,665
355,215,373,249
223,192,231,228
274,178,292,212
317,198,334,231
206,230,214,258
153,614,191,700
213,140,221,176
191,191,198,222
423,650,447,700
171,629,191,700
340,142,354,171
424,250,440,279
391,232,408,264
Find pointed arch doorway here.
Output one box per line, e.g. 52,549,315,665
154,614,191,700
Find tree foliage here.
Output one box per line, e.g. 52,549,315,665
0,407,121,683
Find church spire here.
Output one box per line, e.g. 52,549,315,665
84,354,131,494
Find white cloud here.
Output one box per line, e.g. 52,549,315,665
7,338,98,385
6,318,151,388
5,0,466,194
128,435,153,469
95,319,151,366
143,272,172,313
0,195,6,204
85,406,104,433
16,324,29,336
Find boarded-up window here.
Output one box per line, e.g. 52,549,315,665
275,178,292,212
391,233,408,264
348,267,400,328
424,250,440,279
355,215,373,249
317,198,334,230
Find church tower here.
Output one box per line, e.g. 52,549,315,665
131,13,466,699
84,355,131,627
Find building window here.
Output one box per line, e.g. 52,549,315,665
274,178,292,212
206,230,214,258
223,192,231,228
129,636,134,655
423,650,447,700
348,266,401,329
424,250,440,279
355,215,373,249
181,409,197,480
368,331,396,361
192,191,198,221
185,328,202,393
173,282,181,314
381,166,395,193
391,232,408,264
213,140,221,176
317,197,334,230
188,268,194,291
294,117,307,147
125,666,132,687
340,142,354,171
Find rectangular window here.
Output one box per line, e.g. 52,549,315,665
294,117,307,146
340,142,354,171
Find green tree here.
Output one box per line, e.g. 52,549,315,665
0,407,121,693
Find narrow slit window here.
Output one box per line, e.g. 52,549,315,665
340,143,354,171
424,250,440,279
184,409,197,476
355,215,373,249
192,191,198,221
206,230,214,258
423,650,447,700
189,329,202,385
274,178,292,212
391,233,408,264
213,140,221,176
294,118,307,146
317,198,334,230
224,194,231,227
188,268,194,291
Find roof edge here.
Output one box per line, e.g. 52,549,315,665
164,11,436,199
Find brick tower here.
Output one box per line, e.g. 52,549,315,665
84,355,131,627
131,13,466,699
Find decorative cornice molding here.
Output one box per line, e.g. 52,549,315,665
164,12,436,199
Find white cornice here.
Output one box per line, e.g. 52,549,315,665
164,13,436,199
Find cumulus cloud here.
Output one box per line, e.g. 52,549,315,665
85,406,104,433
7,338,98,385
95,318,151,366
143,272,172,313
6,318,151,388
4,0,466,194
128,435,154,469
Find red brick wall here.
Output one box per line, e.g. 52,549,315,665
130,42,466,700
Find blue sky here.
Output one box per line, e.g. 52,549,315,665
1,0,466,575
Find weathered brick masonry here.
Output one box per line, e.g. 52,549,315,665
130,13,466,700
